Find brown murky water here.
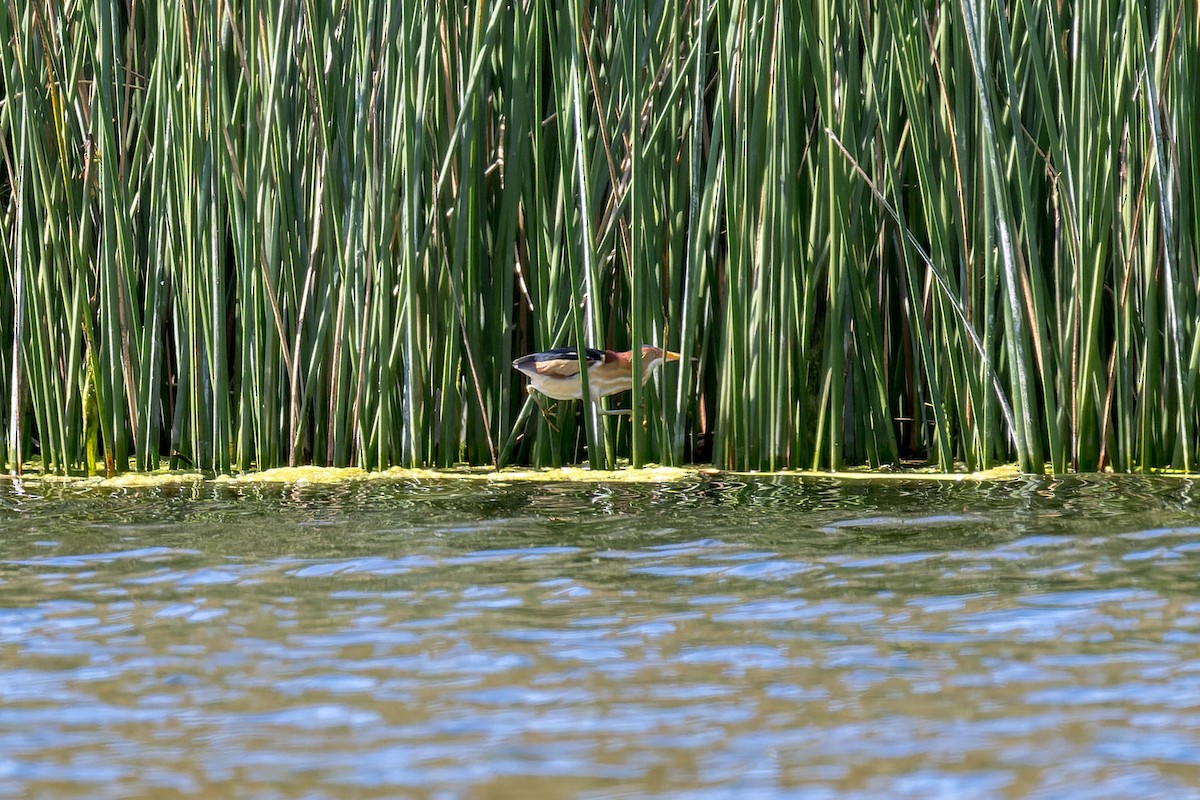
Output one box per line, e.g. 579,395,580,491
1,474,1199,798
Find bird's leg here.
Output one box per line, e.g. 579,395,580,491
590,392,631,417
528,386,559,431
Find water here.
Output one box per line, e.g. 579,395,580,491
1,473,1199,799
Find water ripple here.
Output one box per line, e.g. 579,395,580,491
1,476,1199,798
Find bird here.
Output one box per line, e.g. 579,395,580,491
512,345,682,416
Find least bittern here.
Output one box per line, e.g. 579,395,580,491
512,345,682,417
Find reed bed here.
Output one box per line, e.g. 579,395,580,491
0,0,1195,474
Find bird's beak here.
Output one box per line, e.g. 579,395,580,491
664,351,682,362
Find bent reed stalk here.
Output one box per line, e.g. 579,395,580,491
0,0,1195,475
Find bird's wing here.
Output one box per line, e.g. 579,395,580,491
513,347,604,378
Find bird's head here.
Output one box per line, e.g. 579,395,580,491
639,345,683,373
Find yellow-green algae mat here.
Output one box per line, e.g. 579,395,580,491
0,463,1033,489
